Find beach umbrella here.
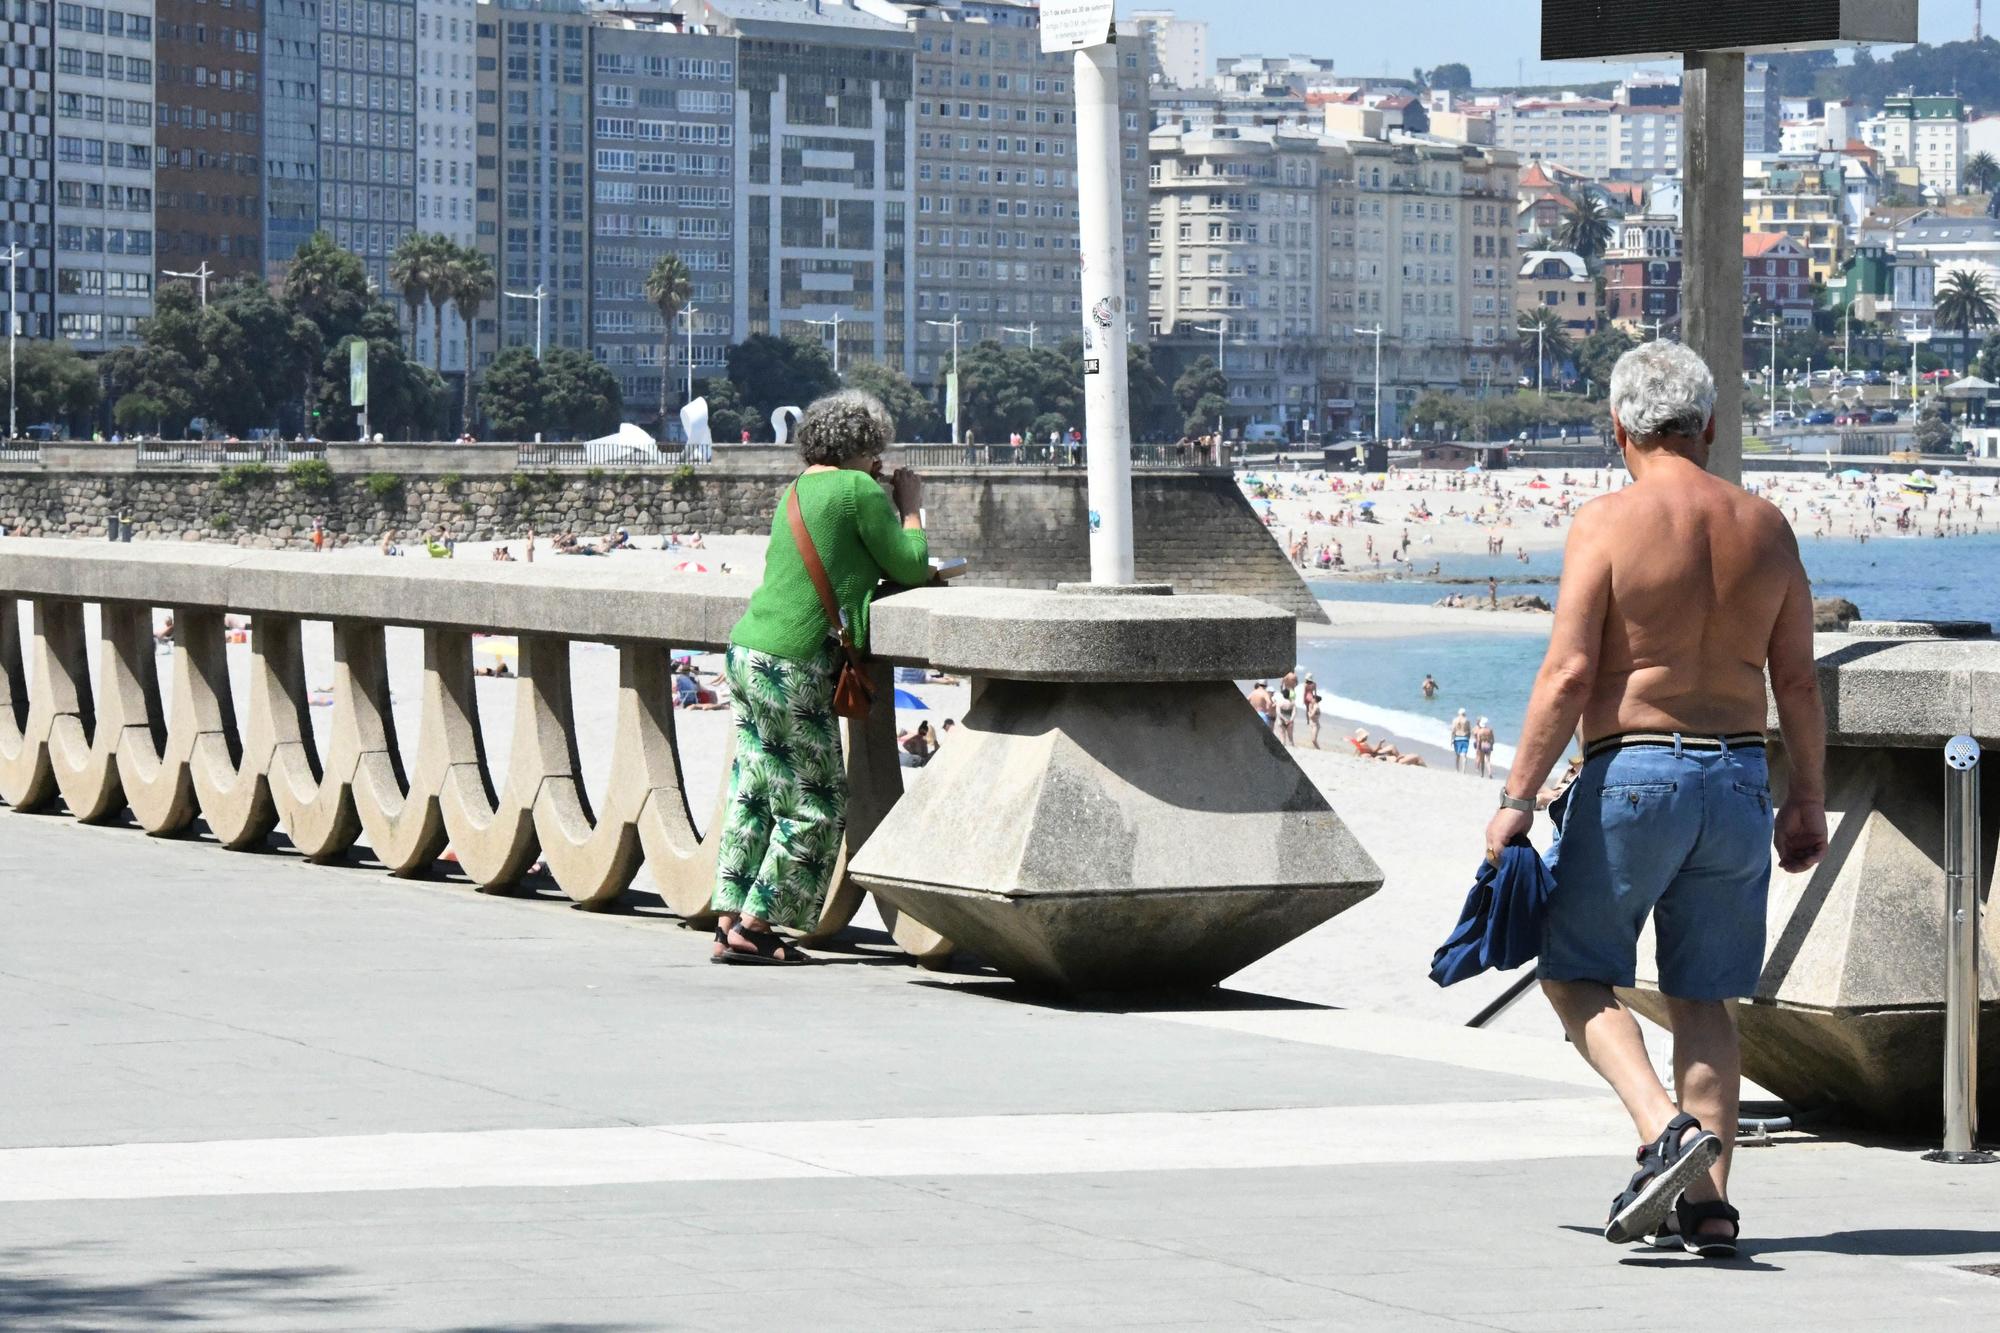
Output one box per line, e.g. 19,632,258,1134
1464,465,1482,474
1359,500,1375,510
475,635,518,660
674,560,711,574
893,688,928,710
1837,468,1866,480
1251,498,1275,513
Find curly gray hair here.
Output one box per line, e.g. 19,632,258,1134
796,389,895,466
1608,340,1717,445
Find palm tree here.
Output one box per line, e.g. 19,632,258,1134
1517,305,1575,389
439,245,496,436
388,232,442,358
1555,192,1616,265
1966,151,2000,195
643,254,693,430
1935,267,2000,366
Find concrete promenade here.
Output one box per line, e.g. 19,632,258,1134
5,810,2000,1330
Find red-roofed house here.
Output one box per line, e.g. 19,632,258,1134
1744,232,1815,330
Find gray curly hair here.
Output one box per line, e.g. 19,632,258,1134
1608,340,1717,445
795,389,895,466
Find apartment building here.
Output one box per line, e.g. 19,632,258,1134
1744,60,1780,154
2,0,55,343
1493,96,1614,176
50,0,153,348
1148,124,1337,434
686,0,914,375
1863,94,1968,197
154,0,261,280
477,0,592,362
1601,212,1681,334
901,0,1149,385
320,0,417,293
263,0,319,276
414,0,476,372
1743,231,1814,330
1517,249,1596,337
1127,8,1204,90
1742,161,1846,281
587,9,737,421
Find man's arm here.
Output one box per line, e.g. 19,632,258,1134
1765,522,1829,872
1483,502,1612,858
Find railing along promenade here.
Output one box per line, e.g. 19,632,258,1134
0,542,1376,992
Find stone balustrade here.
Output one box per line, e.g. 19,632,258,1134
0,542,1382,991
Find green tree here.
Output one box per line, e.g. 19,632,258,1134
722,334,839,439
11,340,101,432
643,253,693,430
388,232,444,359
1555,191,1616,265
1935,267,1999,359
101,342,197,437
957,339,1082,441
475,346,620,440
1914,406,1956,452
1976,333,2000,382
1575,326,1637,394
1173,355,1227,417
1967,151,2000,195
1428,62,1473,92
1126,342,1176,440
1183,393,1228,441
695,375,749,444
1516,305,1575,387
437,244,495,435
843,359,943,442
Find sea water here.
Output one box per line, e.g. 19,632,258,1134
1304,534,2000,757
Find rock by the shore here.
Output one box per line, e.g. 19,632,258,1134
1436,593,1552,613
1814,597,1862,631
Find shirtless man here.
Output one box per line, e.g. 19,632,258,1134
1484,342,1827,1260
1247,681,1274,729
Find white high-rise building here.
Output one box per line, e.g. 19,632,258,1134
51,0,156,351
1861,94,1967,196
416,0,478,375
1128,9,1207,90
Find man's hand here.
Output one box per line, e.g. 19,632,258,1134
1775,797,1828,873
1484,807,1533,865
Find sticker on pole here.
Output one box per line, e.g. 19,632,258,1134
1040,0,1114,53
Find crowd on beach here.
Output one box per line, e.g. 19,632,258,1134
1244,665,1506,779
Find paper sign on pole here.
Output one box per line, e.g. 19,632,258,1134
348,338,368,408
1039,0,1114,54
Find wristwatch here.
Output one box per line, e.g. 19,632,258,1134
1498,791,1536,814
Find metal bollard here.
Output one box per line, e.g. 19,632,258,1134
1926,736,1997,1164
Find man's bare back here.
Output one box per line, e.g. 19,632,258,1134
1571,456,1805,740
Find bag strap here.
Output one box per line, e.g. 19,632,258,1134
787,481,853,648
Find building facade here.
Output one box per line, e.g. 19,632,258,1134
414,0,476,372
1602,213,1681,334
2,0,55,343
1862,94,1967,196
263,0,320,277
1743,59,1780,155
1516,249,1596,337
1742,231,1814,330
1127,8,1204,89
320,0,417,294
478,0,591,361
587,10,737,423
51,0,154,348
154,0,261,280
904,0,1149,385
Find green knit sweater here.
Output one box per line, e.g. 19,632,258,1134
730,468,932,663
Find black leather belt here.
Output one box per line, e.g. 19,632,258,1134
1584,731,1767,760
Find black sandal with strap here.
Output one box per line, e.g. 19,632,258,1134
1675,1197,1742,1259
714,925,813,966
1604,1112,1722,1245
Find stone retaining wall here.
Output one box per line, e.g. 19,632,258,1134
0,464,1324,622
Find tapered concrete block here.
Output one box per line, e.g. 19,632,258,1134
850,677,1382,994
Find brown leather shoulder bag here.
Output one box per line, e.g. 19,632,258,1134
786,482,876,720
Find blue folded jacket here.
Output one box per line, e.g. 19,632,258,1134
1428,841,1553,987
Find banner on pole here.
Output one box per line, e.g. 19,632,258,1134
348,339,368,408
1039,0,1114,54
945,370,959,425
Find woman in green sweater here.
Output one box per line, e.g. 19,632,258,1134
713,390,931,964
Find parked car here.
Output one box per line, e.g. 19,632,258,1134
1835,411,1869,425
1804,410,1837,425
23,422,60,441
1772,410,1797,426
1864,370,1889,385
1870,409,1901,424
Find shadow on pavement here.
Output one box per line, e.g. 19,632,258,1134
910,978,1334,1014
1749,1227,2000,1258
0,1248,357,1328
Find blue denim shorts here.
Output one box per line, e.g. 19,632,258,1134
1539,737,1773,1001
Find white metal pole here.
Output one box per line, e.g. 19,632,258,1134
1074,39,1134,584
1357,325,1384,441
536,284,545,361
684,304,696,405
4,244,17,441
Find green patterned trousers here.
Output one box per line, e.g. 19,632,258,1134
710,643,848,931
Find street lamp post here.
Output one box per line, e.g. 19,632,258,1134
1001,322,1040,350
1517,316,1546,396
163,261,214,308
1356,324,1384,442
2,243,20,442
1639,319,1664,342
803,312,845,376
504,284,547,360
1755,315,1783,434
680,304,698,407
1903,315,1932,410
924,315,963,444
1192,318,1228,445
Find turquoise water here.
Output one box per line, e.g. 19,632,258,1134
1305,535,2000,756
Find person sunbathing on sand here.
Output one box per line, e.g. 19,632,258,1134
1350,729,1426,766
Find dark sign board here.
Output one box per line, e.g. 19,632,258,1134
1542,0,1916,61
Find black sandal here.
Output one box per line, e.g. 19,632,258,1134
715,925,813,966
1604,1113,1722,1245
1675,1197,1741,1259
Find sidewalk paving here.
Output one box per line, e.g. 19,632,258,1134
4,809,1999,1330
